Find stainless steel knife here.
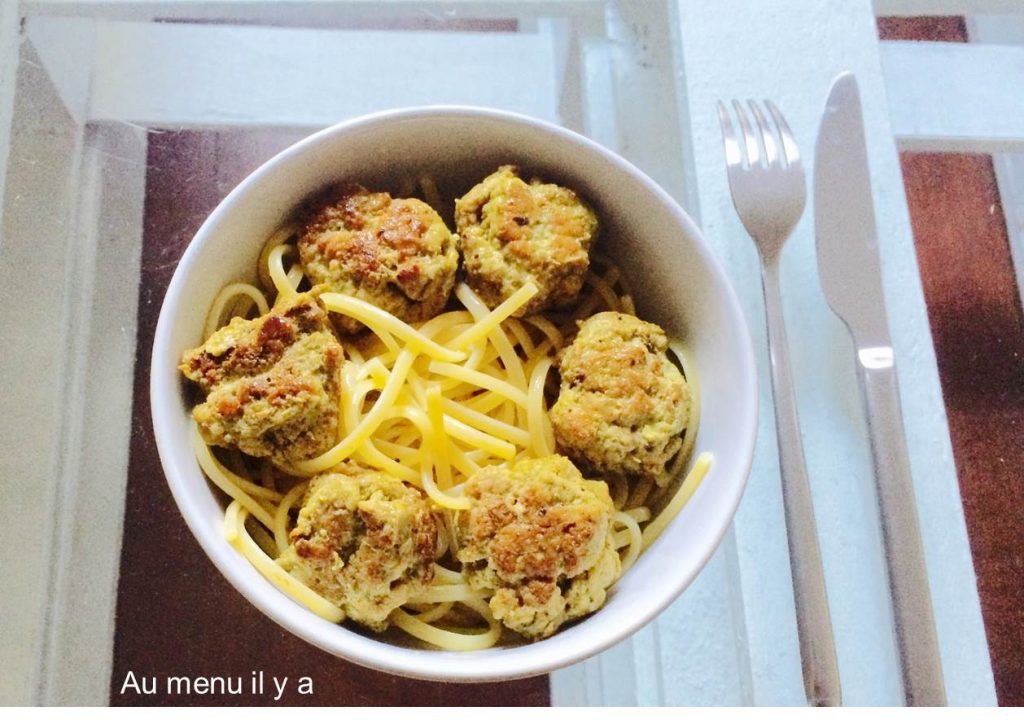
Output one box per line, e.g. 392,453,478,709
814,72,947,706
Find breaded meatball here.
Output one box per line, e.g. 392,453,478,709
550,312,690,483
180,292,342,464
278,465,438,631
455,166,598,316
456,456,620,639
298,184,459,333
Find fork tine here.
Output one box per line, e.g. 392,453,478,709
717,101,743,167
765,100,800,166
732,99,760,168
748,100,779,167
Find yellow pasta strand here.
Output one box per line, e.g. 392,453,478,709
224,498,242,543
274,482,307,555
432,564,465,584
641,452,713,550
454,284,528,391
194,231,707,651
286,263,305,290
407,602,454,624
292,350,416,475
669,340,702,476
584,271,622,312
204,283,270,340
449,445,483,478
321,293,465,363
504,318,536,355
257,224,299,292
527,356,555,457
442,416,517,460
426,387,454,491
449,282,538,351
247,517,279,558
624,506,652,523
268,244,298,299
424,388,471,510
192,423,276,528
419,463,470,511
390,596,501,651
428,361,529,408
416,310,475,341
409,583,486,605
227,503,344,623
440,397,531,448
523,315,563,349
355,439,421,484
614,510,643,574
374,439,421,463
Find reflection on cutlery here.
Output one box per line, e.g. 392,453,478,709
719,98,842,707
814,71,946,707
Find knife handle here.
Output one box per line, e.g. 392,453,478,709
855,348,947,706
760,260,842,707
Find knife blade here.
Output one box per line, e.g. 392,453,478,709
814,72,947,706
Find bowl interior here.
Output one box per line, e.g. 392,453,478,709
151,108,757,681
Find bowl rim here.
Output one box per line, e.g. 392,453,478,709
150,105,758,682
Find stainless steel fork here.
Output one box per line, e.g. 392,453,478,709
718,99,841,707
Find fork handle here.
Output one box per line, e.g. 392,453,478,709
760,258,842,707
855,349,946,706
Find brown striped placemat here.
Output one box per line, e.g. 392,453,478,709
110,129,549,706
879,16,1024,706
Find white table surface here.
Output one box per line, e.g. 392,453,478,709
554,0,995,706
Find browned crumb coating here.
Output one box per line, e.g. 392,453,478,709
278,464,438,631
456,456,620,639
455,165,598,316
550,311,690,483
298,184,459,333
179,292,342,464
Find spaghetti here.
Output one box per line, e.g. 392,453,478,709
189,206,711,652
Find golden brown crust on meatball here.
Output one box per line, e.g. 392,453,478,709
181,291,332,392
278,465,438,632
456,456,620,639
455,166,598,316
180,292,342,464
550,312,690,483
298,184,459,333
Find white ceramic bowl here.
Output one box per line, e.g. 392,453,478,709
151,107,757,682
